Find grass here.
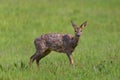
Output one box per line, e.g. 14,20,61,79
0,0,120,80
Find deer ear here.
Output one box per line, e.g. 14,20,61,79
71,21,77,29
80,21,87,28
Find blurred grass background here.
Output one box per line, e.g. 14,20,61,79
0,0,120,80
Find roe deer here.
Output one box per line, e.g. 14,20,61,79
29,21,87,66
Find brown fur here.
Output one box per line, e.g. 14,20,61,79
29,21,87,66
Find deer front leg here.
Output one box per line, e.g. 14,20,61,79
66,53,74,64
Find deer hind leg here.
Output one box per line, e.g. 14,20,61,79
36,49,51,66
29,51,40,66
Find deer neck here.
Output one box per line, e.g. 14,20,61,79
71,35,80,48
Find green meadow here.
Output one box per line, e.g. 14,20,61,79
0,0,120,80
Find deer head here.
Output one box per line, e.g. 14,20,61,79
71,21,87,37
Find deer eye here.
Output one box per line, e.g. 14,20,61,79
75,30,77,32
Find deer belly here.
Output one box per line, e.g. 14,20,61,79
48,44,65,53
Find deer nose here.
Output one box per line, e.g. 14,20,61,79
76,34,80,37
